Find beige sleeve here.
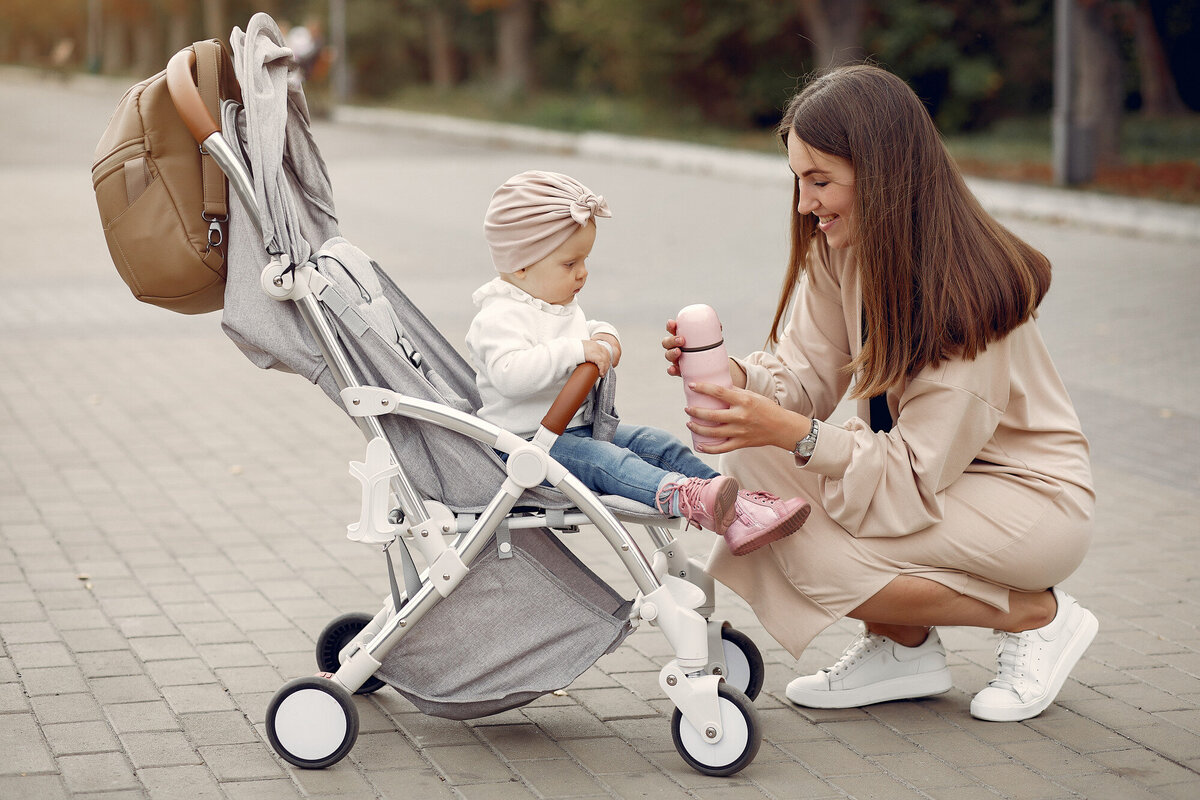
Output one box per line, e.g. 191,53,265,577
735,243,854,420
804,344,1009,538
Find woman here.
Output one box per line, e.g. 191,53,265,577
663,65,1097,722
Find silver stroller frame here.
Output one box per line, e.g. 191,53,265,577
167,41,764,777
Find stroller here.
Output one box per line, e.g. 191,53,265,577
169,14,765,777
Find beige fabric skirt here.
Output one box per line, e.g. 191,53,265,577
709,447,1094,659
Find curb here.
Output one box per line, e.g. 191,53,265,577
336,104,1200,243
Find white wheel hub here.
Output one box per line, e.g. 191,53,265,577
273,688,348,761
677,696,749,768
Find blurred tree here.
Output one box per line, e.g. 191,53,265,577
1132,0,1184,114
470,0,539,99
797,0,865,69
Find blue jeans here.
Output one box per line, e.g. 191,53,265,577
548,424,719,508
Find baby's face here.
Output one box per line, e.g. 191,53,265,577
510,221,596,306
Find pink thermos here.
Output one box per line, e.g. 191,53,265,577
676,304,732,449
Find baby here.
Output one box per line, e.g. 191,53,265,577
466,170,809,555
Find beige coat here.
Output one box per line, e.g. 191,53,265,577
710,239,1095,658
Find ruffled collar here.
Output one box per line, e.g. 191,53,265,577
471,276,579,317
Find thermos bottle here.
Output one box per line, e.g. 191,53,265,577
675,304,732,449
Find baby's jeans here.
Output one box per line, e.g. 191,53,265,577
548,424,718,508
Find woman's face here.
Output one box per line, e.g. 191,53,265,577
786,131,856,249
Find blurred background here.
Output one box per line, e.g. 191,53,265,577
6,0,1198,202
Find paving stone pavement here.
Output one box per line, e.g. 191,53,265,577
2,67,1199,799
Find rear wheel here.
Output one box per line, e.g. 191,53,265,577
316,612,386,695
718,627,764,701
670,682,761,777
266,676,359,769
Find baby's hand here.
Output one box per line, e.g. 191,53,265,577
592,333,622,367
582,339,614,375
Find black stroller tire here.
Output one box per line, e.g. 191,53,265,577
670,682,762,777
266,675,359,769
719,627,765,701
316,612,387,695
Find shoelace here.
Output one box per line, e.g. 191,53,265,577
655,479,710,529
825,630,885,677
732,490,781,526
988,630,1033,691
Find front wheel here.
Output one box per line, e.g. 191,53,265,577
266,676,359,769
670,682,761,777
718,627,765,701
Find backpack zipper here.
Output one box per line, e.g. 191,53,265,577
91,139,147,187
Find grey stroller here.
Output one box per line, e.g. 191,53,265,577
169,13,765,777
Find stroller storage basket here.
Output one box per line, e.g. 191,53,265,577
377,528,633,720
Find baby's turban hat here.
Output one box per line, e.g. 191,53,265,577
484,170,611,273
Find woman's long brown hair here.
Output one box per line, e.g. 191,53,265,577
769,65,1051,399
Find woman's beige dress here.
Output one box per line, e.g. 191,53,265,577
711,239,1095,658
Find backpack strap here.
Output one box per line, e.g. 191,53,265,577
192,40,229,225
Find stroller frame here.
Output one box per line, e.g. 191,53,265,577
168,42,765,777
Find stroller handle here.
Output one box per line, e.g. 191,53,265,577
166,47,220,145
541,363,602,435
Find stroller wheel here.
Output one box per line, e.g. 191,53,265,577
266,675,359,769
670,682,761,777
719,627,765,701
316,612,386,695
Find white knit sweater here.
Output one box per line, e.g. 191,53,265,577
466,278,619,437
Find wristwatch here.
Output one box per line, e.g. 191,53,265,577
793,419,820,465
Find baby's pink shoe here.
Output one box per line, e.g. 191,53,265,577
656,476,740,534
724,491,810,555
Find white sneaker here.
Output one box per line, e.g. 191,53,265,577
970,588,1099,722
786,626,953,708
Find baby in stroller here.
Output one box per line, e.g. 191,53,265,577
467,170,811,556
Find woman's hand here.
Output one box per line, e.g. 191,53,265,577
684,380,812,455
662,319,748,386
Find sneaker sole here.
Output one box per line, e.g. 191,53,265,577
969,608,1099,722
728,502,811,556
786,668,953,708
711,477,740,535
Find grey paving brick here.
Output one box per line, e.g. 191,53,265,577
119,731,204,769
42,720,121,756
58,752,138,793
197,742,285,780
364,767,456,799
289,761,379,797
137,764,225,800
162,682,238,713
424,743,515,784
964,762,1070,800
104,700,180,734
0,774,70,800
76,649,141,679
220,778,306,800
90,673,163,705
0,713,56,775
179,710,259,747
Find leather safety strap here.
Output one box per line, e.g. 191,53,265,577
193,40,228,221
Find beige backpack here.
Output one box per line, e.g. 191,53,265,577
91,40,241,314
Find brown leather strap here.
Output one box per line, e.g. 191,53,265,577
192,40,228,221
540,363,602,435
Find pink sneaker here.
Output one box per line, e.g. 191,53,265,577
724,491,810,556
656,476,740,534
